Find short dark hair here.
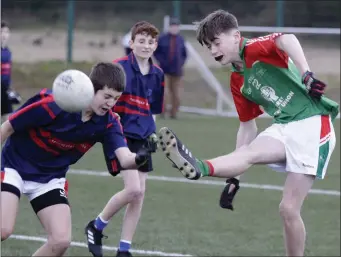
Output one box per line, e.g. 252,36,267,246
131,21,159,41
196,10,238,46
89,62,126,93
1,20,9,28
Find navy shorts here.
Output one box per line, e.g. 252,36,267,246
111,137,153,175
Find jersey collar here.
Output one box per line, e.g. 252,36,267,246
231,37,248,74
128,52,157,74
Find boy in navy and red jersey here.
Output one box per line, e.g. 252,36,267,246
1,21,22,120
1,62,152,256
86,21,164,257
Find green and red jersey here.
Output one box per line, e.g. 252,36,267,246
230,33,339,123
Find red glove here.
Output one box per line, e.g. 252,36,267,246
302,71,326,99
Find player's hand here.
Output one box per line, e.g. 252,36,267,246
135,147,150,168
7,89,22,104
302,71,326,99
146,133,158,153
219,178,240,211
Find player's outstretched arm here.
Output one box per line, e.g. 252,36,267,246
114,147,150,170
1,120,14,145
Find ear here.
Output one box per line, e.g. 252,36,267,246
234,30,241,44
129,39,134,49
152,41,158,51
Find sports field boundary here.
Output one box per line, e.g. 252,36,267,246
10,234,194,256
69,169,340,197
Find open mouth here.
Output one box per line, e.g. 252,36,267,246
101,107,109,113
214,55,224,62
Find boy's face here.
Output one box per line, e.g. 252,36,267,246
1,26,10,47
169,24,179,35
91,86,121,116
130,32,158,59
206,30,240,65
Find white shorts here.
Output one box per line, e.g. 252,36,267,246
257,115,336,179
1,168,69,213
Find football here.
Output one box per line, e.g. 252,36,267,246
52,69,95,112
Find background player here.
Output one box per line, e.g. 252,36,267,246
1,21,21,121
1,62,151,257
85,21,164,257
158,10,339,257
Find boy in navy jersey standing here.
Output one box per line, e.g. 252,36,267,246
1,21,21,120
85,21,164,257
1,62,152,256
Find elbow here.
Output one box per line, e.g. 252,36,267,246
238,119,258,137
276,34,297,50
115,147,135,169
1,120,14,144
119,159,130,169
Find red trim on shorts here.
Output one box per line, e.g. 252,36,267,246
111,159,118,172
64,180,69,196
1,171,5,182
205,160,215,176
320,115,331,140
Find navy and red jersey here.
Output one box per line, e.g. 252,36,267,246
113,53,164,140
1,89,127,183
1,46,12,90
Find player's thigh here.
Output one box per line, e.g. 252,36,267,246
37,204,72,244
138,171,148,193
281,173,315,211
1,168,24,237
121,169,141,191
1,192,20,238
284,115,335,179
246,134,286,165
27,178,71,242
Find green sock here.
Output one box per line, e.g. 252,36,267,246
196,159,214,177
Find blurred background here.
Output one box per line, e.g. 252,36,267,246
1,1,340,256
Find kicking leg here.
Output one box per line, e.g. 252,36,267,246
33,204,71,256
280,173,314,256
118,172,148,253
159,127,286,179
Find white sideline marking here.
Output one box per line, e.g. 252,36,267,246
69,169,340,197
10,234,193,257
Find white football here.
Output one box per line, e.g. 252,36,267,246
52,69,95,112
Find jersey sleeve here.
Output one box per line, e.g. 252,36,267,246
244,33,289,68
102,111,128,160
150,72,165,115
9,90,61,132
230,72,263,122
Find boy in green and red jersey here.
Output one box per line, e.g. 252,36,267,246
158,10,339,256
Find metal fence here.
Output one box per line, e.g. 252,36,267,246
2,0,340,31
